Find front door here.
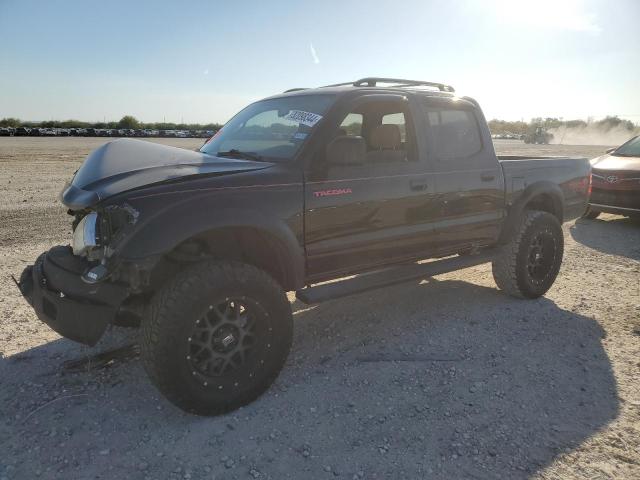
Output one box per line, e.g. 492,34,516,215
303,94,439,282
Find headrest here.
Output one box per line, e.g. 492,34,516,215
370,124,401,150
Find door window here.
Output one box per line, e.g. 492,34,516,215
339,113,363,136
426,108,482,160
381,112,407,142
320,99,417,177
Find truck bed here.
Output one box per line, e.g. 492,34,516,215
498,155,591,222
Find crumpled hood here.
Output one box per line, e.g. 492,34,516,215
61,139,272,209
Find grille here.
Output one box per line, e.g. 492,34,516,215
591,169,640,191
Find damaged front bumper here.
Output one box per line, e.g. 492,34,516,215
18,246,130,346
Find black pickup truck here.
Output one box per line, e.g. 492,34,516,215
18,78,591,415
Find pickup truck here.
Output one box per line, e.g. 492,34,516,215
18,78,591,415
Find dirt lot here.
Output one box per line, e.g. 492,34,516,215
1,137,639,480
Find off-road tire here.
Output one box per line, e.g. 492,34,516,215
582,207,600,220
141,260,293,415
492,210,564,299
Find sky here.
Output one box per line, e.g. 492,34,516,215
0,0,639,124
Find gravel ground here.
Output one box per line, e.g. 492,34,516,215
0,138,639,480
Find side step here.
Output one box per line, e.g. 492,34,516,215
295,250,498,305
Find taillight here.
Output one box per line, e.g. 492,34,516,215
588,173,593,196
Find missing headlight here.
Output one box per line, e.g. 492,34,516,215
72,212,99,257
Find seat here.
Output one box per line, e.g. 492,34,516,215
366,124,406,163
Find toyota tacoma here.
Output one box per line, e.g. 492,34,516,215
18,78,591,415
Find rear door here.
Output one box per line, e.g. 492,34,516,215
303,94,440,281
419,99,504,252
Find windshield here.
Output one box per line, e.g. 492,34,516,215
200,94,336,161
613,135,640,157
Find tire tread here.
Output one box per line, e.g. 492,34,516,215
492,210,562,299
140,260,292,415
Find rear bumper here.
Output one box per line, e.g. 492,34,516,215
18,246,129,346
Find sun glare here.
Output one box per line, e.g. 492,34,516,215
489,0,600,33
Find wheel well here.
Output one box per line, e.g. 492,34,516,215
157,227,294,291
499,192,563,245
150,227,296,291
524,193,562,222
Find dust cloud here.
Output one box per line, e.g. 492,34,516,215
549,124,640,146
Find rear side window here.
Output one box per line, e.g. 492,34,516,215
426,108,482,159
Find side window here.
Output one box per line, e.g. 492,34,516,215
339,113,363,136
381,112,406,142
426,108,482,160
309,98,419,181
331,100,416,165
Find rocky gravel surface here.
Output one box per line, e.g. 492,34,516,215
0,138,639,479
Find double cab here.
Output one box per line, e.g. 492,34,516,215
19,78,591,415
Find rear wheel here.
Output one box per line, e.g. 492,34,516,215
492,210,564,299
141,261,293,415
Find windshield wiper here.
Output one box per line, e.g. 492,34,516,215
217,149,264,162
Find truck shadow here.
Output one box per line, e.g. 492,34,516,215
1,278,617,480
571,215,640,260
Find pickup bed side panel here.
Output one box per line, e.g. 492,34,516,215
499,157,591,239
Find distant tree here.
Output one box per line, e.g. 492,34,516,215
60,119,90,128
543,118,563,128
488,119,528,135
565,119,588,129
154,122,176,130
117,115,141,129
595,116,635,131
0,117,21,127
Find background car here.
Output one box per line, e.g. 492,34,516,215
584,135,640,219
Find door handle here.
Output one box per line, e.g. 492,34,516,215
410,179,428,191
480,173,495,182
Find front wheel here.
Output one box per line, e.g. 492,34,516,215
141,261,293,415
492,210,564,299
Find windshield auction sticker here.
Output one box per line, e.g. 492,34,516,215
284,110,323,127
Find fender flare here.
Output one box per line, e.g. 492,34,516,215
500,181,564,244
115,206,305,290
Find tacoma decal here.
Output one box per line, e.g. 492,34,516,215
313,188,352,198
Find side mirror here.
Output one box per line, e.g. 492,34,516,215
326,136,365,166
605,147,616,154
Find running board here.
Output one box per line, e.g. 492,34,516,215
295,250,498,305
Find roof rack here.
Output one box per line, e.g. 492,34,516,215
323,77,455,92
283,87,308,93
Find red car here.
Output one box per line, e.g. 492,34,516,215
584,135,640,219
